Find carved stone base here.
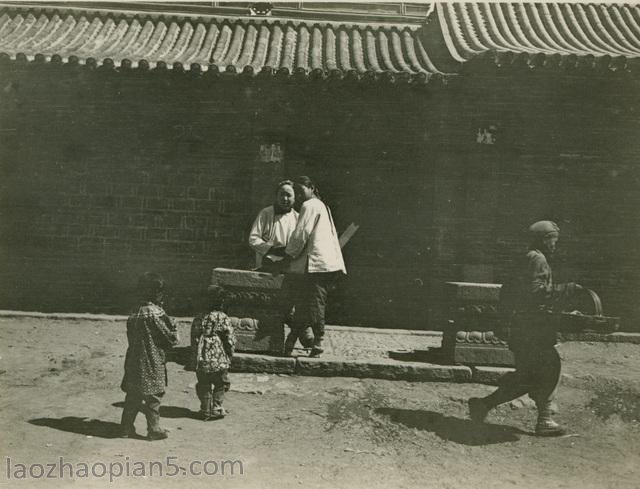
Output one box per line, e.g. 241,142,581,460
211,268,287,355
442,282,513,366
229,316,285,354
442,329,515,367
448,343,514,366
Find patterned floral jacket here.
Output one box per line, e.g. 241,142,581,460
121,302,180,396
191,311,236,374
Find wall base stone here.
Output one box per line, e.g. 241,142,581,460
230,353,295,374
295,356,472,382
472,366,514,385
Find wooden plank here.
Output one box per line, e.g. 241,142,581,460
339,222,359,248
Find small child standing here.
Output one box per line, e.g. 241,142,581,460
120,272,179,440
191,296,235,420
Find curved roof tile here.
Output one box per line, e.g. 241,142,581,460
2,3,638,78
250,24,269,71
434,2,640,69
0,6,442,81
280,24,297,72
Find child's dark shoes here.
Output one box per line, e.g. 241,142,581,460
147,429,169,441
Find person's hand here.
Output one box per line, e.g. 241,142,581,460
269,246,287,257
276,255,292,272
568,282,583,293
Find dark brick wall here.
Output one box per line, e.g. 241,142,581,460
428,68,640,329
0,63,259,314
0,61,638,329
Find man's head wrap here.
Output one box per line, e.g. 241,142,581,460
528,220,560,239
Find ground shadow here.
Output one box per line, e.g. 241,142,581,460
159,406,199,419
377,408,527,446
111,402,198,419
388,348,447,365
167,346,191,368
29,417,124,439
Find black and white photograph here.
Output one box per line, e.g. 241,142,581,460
0,0,638,487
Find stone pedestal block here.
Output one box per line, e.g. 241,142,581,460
229,316,285,355
445,281,502,304
441,329,514,367
442,281,514,367
211,267,285,290
211,268,287,355
449,341,514,367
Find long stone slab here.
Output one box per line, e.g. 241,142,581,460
295,356,472,382
445,281,502,303
559,331,639,344
211,268,284,290
230,353,295,374
472,366,514,385
229,354,475,383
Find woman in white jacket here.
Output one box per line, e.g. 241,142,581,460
280,176,346,357
248,180,298,271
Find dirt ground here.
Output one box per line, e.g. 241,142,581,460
1,317,639,489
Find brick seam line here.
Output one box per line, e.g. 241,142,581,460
1,310,639,343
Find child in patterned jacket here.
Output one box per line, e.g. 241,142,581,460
190,295,235,420
121,272,179,440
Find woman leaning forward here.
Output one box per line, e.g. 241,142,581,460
279,176,346,358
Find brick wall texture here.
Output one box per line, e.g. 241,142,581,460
1,62,639,330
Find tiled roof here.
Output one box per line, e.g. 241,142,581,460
433,2,640,70
1,3,639,79
0,6,442,81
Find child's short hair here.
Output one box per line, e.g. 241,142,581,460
138,272,166,301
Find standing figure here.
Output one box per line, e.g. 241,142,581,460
120,272,179,440
248,179,310,348
249,180,299,271
280,176,346,358
468,220,582,436
191,296,235,421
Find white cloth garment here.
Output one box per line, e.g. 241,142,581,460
285,197,346,274
248,206,298,268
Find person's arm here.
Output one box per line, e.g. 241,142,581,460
125,316,135,345
218,314,236,358
190,317,200,349
189,317,201,370
153,313,180,349
529,253,554,301
529,253,581,310
551,282,583,311
285,201,318,259
249,209,273,257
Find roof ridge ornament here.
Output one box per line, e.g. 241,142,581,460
249,3,273,17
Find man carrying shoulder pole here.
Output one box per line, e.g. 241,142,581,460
468,220,582,437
